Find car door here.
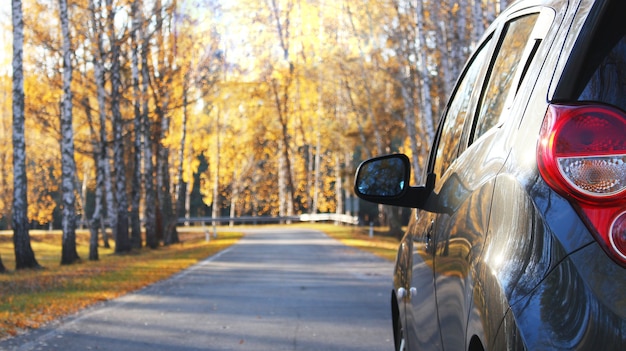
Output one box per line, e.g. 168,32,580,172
402,30,496,351
430,8,553,351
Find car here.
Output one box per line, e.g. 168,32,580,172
353,0,626,350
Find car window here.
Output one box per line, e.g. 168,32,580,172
578,35,626,111
432,37,492,179
472,13,540,142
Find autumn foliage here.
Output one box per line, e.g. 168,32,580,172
0,0,512,263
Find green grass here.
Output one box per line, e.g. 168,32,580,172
0,224,400,340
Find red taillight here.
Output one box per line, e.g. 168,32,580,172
538,104,626,267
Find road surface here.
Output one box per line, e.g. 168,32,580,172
0,228,394,351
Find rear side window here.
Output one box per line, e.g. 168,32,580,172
472,14,540,141
571,0,626,111
579,36,626,111
432,38,493,179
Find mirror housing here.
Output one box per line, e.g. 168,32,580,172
354,154,435,208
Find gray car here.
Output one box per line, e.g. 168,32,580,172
354,0,626,350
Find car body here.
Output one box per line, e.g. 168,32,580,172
353,0,626,350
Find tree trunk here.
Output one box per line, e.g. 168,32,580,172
142,24,158,249
416,0,435,143
176,82,189,222
157,97,178,245
107,0,130,253
129,0,143,249
89,151,102,261
229,166,239,227
334,154,343,219
88,0,112,249
277,149,286,218
387,206,404,240
59,0,80,265
271,79,296,218
12,0,39,270
82,96,102,261
152,0,179,246
312,131,321,214
399,73,422,178
212,110,221,224
0,255,5,273
344,153,353,216
345,3,383,155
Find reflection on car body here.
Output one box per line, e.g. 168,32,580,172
354,0,626,350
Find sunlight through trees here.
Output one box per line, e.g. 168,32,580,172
0,0,511,267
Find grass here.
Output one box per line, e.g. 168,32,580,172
0,228,242,340
303,223,401,261
0,224,400,340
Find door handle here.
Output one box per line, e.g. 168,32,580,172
397,287,418,299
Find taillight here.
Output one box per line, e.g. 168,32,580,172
537,104,626,267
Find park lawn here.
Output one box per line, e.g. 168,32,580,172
0,228,242,340
314,223,401,262
0,224,400,341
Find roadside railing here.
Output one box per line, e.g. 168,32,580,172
176,213,359,226
176,213,359,241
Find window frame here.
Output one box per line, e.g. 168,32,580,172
467,8,555,145
426,7,555,183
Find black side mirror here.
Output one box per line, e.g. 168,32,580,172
354,154,435,209
355,154,410,198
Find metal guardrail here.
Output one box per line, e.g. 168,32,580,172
177,213,359,226
177,214,359,242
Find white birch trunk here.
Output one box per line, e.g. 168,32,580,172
59,0,79,265
416,0,435,143
129,0,143,249
11,0,39,269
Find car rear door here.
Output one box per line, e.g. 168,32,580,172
430,7,555,350
403,26,497,351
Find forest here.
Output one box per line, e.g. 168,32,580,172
0,0,511,270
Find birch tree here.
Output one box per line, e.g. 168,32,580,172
12,0,40,270
265,0,297,218
106,0,131,253
59,0,80,264
87,0,112,251
141,9,158,249
130,0,143,249
152,0,178,245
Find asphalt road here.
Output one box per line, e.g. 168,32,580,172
0,228,395,351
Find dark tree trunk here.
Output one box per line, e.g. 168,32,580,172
387,206,404,240
82,97,102,261
12,0,39,270
142,23,157,249
107,0,131,253
88,0,112,250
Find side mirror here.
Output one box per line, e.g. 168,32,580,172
354,154,435,209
